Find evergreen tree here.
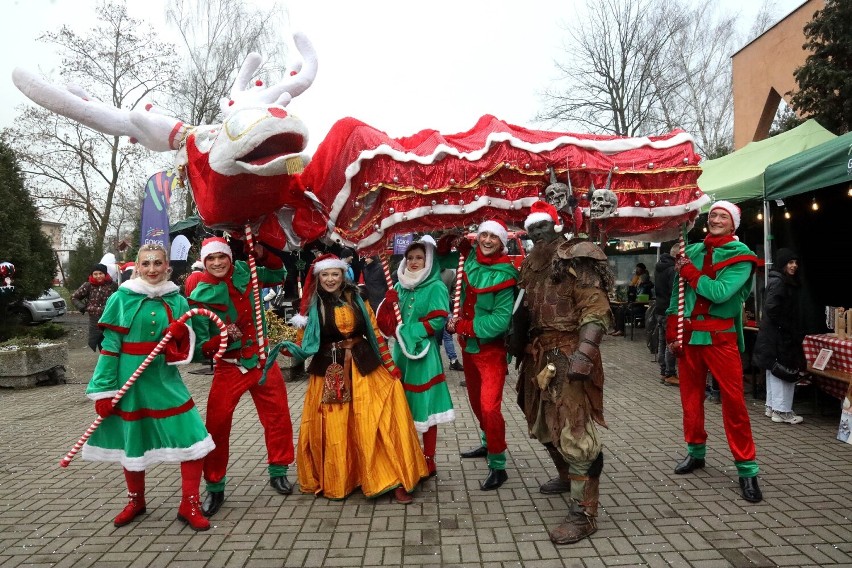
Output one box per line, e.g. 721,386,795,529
0,139,56,332
67,237,100,291
790,0,852,135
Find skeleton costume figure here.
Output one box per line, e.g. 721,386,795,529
512,200,613,545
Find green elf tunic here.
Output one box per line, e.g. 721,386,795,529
391,243,455,433
189,260,285,369
83,279,214,471
456,247,518,354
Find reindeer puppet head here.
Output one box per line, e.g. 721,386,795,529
12,32,327,250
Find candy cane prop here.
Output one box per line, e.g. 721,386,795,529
59,308,228,468
244,224,267,363
379,252,402,324
452,251,466,319
676,224,687,348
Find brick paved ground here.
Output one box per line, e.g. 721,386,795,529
2,319,851,567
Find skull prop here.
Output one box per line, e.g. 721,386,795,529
590,188,618,219
544,169,571,212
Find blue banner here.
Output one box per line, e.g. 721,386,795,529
139,170,177,249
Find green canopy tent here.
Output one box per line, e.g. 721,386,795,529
764,131,852,200
697,119,836,205
763,131,852,312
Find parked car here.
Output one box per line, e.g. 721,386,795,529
13,288,67,323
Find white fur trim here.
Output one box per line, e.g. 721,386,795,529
313,258,348,274
477,220,508,246
709,200,741,230
166,324,196,366
199,240,233,263
524,212,553,230
82,434,215,470
87,390,119,401
289,313,309,328
413,409,456,433
397,240,434,289
120,279,179,298
394,324,430,360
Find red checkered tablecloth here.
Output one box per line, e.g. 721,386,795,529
802,334,852,373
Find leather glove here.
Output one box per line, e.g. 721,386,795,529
384,289,399,304
436,233,461,255
567,324,604,380
95,398,114,418
164,321,189,342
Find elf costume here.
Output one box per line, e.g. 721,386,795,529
666,201,760,497
83,277,213,530
377,237,455,477
442,220,518,488
189,237,294,515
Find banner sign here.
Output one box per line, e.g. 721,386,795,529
392,233,413,255
139,170,177,249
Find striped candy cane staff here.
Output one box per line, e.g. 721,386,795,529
59,308,228,468
244,224,267,363
379,252,402,324
676,223,687,348
452,250,466,319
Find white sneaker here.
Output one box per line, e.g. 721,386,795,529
771,411,803,424
764,406,773,418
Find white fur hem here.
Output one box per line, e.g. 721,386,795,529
395,324,429,360
81,435,215,471
166,324,196,366
87,390,119,401
120,278,179,297
290,313,308,328
413,409,456,433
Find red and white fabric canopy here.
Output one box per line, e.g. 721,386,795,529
301,115,708,253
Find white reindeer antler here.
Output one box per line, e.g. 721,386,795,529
11,68,186,152
220,32,318,114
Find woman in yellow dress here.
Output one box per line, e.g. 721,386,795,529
273,253,428,503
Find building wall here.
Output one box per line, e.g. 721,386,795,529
732,0,824,149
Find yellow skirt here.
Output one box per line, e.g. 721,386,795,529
297,363,429,499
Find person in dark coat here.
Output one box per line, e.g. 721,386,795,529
654,243,679,385
361,255,389,313
752,248,805,424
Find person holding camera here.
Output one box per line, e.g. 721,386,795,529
752,248,805,424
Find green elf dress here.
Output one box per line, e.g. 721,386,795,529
82,279,214,470
384,240,455,433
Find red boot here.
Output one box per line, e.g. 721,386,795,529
177,495,210,531
177,459,209,531
114,469,146,527
424,455,437,478
114,492,146,527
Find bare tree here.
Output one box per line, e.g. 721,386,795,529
165,0,291,218
653,3,740,158
3,0,176,255
537,0,688,137
539,0,787,159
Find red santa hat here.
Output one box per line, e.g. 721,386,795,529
524,200,564,232
290,253,349,328
709,200,741,231
477,219,509,252
199,236,233,263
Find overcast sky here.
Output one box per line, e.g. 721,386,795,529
2,0,806,155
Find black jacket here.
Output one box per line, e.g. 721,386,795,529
361,258,389,311
653,253,677,316
752,270,804,370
